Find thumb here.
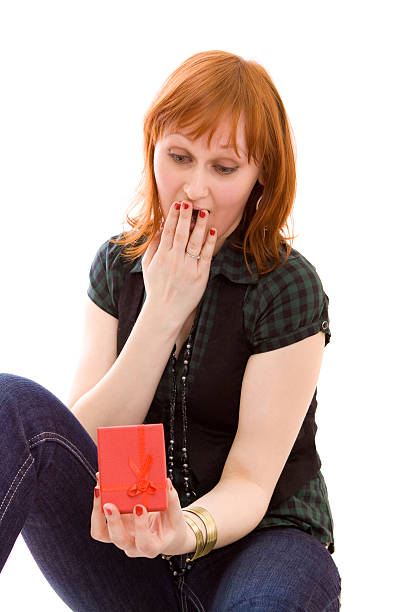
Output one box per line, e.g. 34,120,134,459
167,478,183,515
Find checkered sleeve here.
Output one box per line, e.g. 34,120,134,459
87,234,124,318
250,254,331,353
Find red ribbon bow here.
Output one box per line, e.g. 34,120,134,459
101,454,166,498
126,454,158,496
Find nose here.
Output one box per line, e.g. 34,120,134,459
183,166,209,201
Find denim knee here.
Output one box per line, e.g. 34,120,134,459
0,372,34,399
0,373,42,418
0,372,20,392
0,372,22,416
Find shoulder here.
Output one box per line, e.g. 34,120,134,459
252,246,327,302
87,232,141,318
91,232,131,271
244,247,331,352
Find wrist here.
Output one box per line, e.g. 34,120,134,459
183,516,198,555
161,514,200,558
142,299,183,337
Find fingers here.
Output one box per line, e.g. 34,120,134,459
158,201,183,251
141,221,164,270
196,224,217,270
103,503,137,555
131,504,158,558
189,209,217,267
165,477,184,527
172,201,194,254
175,202,217,264
185,208,210,255
93,476,184,559
90,472,110,543
132,478,177,557
161,201,217,258
99,475,164,558
146,200,217,268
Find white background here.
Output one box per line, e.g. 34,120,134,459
0,1,406,610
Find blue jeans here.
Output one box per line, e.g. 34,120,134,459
0,373,341,611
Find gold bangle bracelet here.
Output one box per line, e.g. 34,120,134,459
183,514,206,562
183,507,217,559
161,514,205,562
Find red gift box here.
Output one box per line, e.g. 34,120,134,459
96,423,168,514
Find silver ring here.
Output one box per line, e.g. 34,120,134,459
186,250,201,260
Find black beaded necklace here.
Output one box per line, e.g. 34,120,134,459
164,311,202,579
167,327,198,501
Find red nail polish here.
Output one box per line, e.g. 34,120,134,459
104,507,112,516
135,505,143,516
183,202,189,209
199,210,206,218
210,228,216,236
94,487,100,498
175,202,181,210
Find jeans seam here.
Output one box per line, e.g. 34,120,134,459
0,455,34,523
180,580,206,612
306,554,341,611
0,431,97,525
28,431,97,478
178,575,188,612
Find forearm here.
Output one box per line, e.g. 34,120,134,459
179,476,270,555
71,299,182,444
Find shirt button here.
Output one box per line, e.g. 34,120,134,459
321,321,329,330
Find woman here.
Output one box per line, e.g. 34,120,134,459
0,51,341,610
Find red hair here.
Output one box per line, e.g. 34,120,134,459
111,50,297,275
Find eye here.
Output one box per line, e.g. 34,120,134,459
168,152,238,175
216,165,238,175
169,153,189,164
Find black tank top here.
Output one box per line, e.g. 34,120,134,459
116,268,321,509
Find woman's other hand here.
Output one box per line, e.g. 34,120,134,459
141,201,217,325
90,472,190,558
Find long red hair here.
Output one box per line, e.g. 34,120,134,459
111,50,297,275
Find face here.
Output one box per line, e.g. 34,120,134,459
153,115,264,256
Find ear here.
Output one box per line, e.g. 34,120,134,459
257,167,265,186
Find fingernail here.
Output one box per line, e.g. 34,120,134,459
94,486,100,498
210,228,216,236
104,506,112,516
175,202,181,210
183,202,189,209
135,505,143,516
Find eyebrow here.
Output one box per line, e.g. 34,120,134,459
171,132,246,158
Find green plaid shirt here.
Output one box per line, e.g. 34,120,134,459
87,228,335,554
